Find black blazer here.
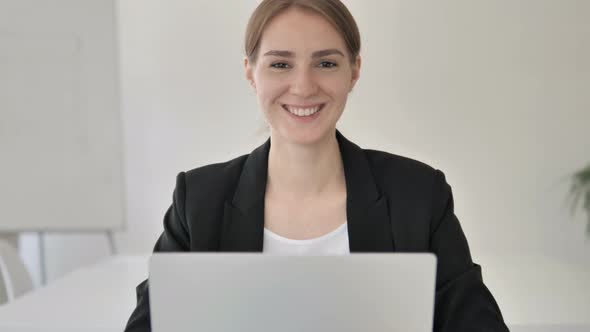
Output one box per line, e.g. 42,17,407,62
124,130,508,332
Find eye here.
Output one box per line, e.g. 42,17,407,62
318,61,337,68
270,62,290,69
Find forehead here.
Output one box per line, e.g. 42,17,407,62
259,7,346,54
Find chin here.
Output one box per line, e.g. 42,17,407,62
274,126,335,146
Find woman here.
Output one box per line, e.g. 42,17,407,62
125,0,509,331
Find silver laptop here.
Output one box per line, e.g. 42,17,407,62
149,253,436,332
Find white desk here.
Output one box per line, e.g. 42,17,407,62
477,254,590,330
0,255,148,332
0,254,588,332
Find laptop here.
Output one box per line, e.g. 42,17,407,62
149,253,437,332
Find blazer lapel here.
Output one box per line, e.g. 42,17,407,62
219,138,269,251
336,131,395,252
219,130,395,253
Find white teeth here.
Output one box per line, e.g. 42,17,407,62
285,105,321,117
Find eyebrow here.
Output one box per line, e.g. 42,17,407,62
263,49,345,58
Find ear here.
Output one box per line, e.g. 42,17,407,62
350,55,361,92
244,56,256,89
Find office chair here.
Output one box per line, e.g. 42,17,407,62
0,240,34,305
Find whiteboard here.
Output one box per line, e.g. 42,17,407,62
0,0,124,231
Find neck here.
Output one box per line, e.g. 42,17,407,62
267,130,345,198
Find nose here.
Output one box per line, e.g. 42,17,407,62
289,67,318,98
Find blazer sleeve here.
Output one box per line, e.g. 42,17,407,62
124,172,191,332
429,170,509,331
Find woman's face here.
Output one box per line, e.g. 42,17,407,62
245,8,360,145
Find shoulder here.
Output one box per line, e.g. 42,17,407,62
364,149,436,173
362,148,448,202
364,149,440,183
179,153,249,202
184,153,248,184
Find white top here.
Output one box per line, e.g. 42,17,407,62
263,222,350,255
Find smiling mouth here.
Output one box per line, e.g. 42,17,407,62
281,103,326,117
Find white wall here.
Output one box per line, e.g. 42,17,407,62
10,0,590,286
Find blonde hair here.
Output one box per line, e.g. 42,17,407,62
245,0,361,65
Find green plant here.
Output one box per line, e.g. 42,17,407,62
569,164,590,234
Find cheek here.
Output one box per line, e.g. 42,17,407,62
255,73,287,105
323,77,351,102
